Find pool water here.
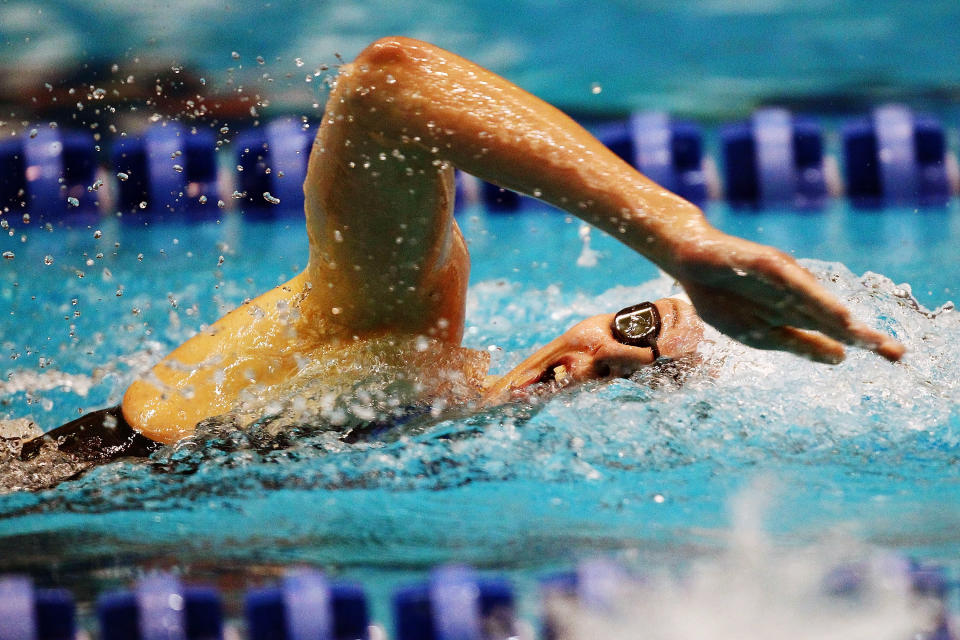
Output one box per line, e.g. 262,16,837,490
0,201,958,630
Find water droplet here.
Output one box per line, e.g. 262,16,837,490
93,229,102,239
92,88,106,100
43,254,53,265
331,307,342,315
231,190,245,200
29,128,38,138
115,289,123,297
89,178,104,191
21,213,30,224
256,55,265,65
2,251,14,260
199,195,207,204
385,74,396,84
117,172,129,181
231,51,240,60
217,255,224,266
172,164,184,173
263,192,280,205
295,57,304,67
219,125,229,134
217,200,225,208
67,197,80,207
0,220,8,229
139,201,147,209
590,82,602,95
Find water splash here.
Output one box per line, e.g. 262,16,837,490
544,480,945,640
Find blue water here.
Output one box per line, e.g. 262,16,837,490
4,0,960,118
0,202,958,629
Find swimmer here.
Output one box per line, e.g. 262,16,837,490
20,37,904,462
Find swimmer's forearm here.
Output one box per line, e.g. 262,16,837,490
339,37,712,269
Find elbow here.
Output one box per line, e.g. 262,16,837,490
355,36,421,67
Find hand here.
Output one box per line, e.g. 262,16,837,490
667,227,905,363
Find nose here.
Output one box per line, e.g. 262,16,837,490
653,298,704,359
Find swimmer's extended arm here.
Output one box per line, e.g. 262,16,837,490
342,37,904,363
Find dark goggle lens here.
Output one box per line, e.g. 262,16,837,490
612,302,661,346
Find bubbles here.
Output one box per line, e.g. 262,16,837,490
116,172,129,182
43,255,53,266
262,192,280,205
172,164,184,173
590,82,603,95
2,251,14,260
66,197,79,208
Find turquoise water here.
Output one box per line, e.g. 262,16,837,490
0,202,958,629
4,0,960,118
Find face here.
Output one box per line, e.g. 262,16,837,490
558,297,704,381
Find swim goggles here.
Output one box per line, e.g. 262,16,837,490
611,301,662,360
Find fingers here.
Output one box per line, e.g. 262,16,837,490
841,320,906,362
742,326,847,365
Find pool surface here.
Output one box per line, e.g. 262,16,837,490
1,200,958,629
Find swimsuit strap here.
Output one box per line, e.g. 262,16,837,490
19,405,161,462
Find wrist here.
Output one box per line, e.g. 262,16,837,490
619,195,714,273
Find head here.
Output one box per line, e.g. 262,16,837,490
482,297,704,405
587,297,703,378
541,298,704,384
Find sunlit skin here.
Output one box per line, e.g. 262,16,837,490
122,37,905,444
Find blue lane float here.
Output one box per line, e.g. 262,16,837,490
393,565,517,640
245,568,369,640
721,108,828,209
480,182,522,212
0,127,97,222
593,111,709,206
97,573,222,640
842,105,951,208
540,558,633,640
110,122,219,218
234,119,313,218
0,576,74,640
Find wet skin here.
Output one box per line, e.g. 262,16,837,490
122,37,904,444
